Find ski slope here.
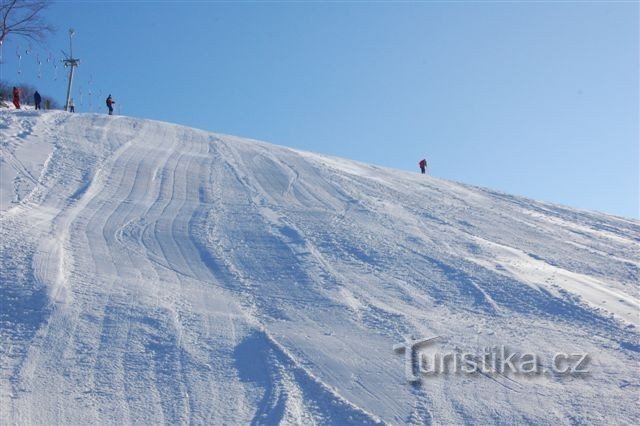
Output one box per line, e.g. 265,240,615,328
1,109,638,424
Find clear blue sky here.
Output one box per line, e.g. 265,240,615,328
1,1,638,218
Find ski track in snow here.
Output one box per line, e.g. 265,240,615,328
0,110,639,425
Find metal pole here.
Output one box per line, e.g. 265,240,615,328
65,64,75,111
69,29,73,58
63,29,79,112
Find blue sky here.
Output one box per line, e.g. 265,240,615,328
1,1,638,218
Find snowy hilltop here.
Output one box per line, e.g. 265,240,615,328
0,109,638,424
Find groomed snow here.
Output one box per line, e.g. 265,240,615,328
1,109,638,424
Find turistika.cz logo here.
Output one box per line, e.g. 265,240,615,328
393,335,590,382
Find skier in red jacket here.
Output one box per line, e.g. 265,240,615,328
419,159,427,174
12,87,21,109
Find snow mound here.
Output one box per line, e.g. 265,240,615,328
1,110,638,424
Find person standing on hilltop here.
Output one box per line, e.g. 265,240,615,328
12,87,21,109
419,158,428,174
34,91,42,110
106,94,115,115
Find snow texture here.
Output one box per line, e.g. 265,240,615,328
0,109,638,424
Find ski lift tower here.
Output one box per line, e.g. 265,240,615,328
62,29,80,112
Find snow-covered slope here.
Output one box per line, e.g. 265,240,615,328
1,110,638,425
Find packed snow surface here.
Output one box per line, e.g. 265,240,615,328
1,110,638,424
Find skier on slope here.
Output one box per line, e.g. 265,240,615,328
34,91,42,110
106,94,115,115
12,87,21,109
419,158,427,174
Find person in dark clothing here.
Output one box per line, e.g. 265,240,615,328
106,94,115,115
419,159,427,174
34,91,42,110
12,87,20,109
